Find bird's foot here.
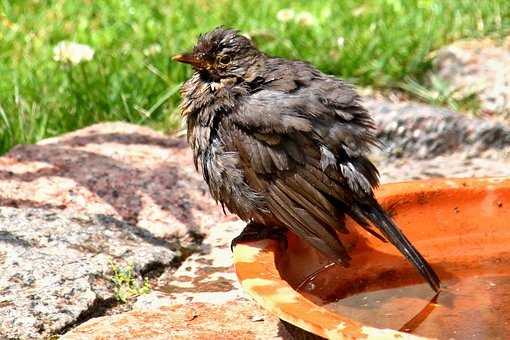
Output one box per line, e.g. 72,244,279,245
231,223,288,251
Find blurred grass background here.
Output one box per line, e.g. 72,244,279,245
1,0,509,154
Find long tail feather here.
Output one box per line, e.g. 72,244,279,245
358,199,440,292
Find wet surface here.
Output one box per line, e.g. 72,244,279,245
314,268,510,339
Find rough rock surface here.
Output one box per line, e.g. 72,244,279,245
365,97,510,181
0,123,233,339
0,122,232,241
434,36,510,117
61,302,285,340
0,207,177,339
62,221,288,339
139,221,246,307
366,98,510,160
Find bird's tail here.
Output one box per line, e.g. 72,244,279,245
355,199,440,292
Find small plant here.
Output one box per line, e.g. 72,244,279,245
109,260,151,303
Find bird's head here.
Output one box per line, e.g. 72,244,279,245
173,27,262,81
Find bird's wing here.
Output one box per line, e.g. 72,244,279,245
226,128,352,262
224,87,382,263
230,87,380,199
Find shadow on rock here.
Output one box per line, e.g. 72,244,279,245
0,123,228,242
0,230,33,248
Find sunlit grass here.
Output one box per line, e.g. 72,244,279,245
1,0,509,154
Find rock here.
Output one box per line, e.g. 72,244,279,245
62,221,287,339
0,123,234,338
434,37,510,117
145,221,246,306
0,122,233,241
365,98,510,160
379,151,510,183
61,302,286,340
0,207,177,339
366,96,510,180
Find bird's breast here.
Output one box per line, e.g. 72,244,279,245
187,113,265,220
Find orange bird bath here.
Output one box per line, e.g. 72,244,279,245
233,177,510,339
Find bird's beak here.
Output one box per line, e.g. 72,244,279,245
172,53,206,68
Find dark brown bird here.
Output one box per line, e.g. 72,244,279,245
174,27,440,291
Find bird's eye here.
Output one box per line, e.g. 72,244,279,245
218,55,231,65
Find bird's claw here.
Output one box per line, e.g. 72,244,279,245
231,223,288,251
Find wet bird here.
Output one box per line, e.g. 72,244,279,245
174,27,440,292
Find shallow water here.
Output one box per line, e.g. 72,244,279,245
321,274,510,339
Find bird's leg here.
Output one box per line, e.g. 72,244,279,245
231,222,288,251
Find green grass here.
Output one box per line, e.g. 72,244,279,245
1,0,510,154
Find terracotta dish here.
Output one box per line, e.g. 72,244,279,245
233,177,510,339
